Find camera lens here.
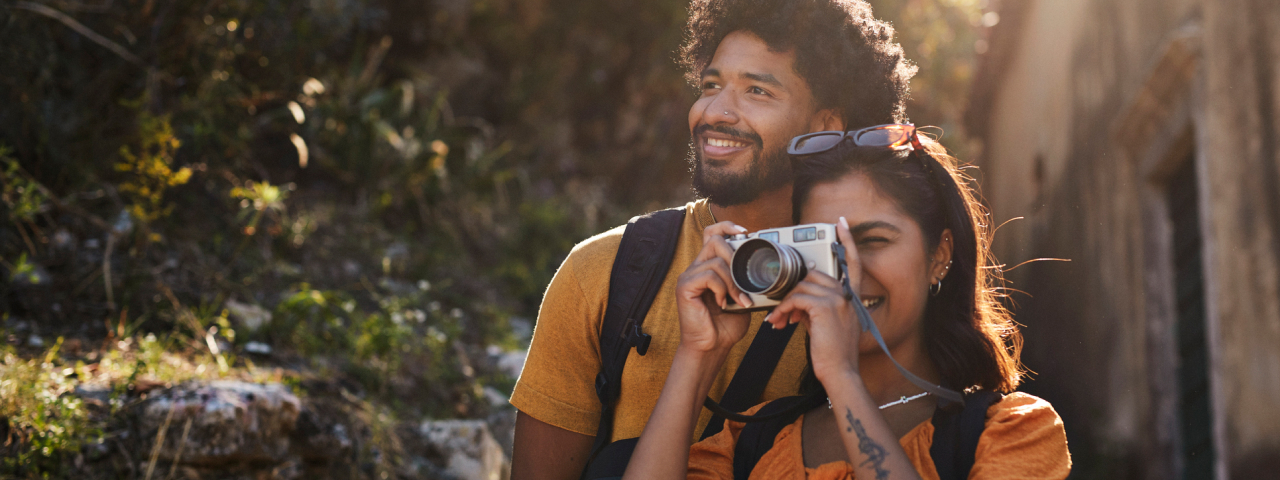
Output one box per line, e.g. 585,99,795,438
731,238,807,300
745,248,781,291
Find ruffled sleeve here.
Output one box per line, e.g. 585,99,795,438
970,392,1071,479
686,402,772,480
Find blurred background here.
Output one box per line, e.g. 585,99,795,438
1,0,1277,478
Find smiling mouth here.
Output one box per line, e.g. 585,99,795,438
706,137,749,148
860,297,884,310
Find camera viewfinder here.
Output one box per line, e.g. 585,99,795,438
792,227,817,242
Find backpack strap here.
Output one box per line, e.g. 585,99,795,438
930,390,1003,480
731,394,828,480
698,321,799,440
730,390,1003,480
583,207,686,474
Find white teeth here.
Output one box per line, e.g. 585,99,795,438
861,298,882,309
707,138,747,148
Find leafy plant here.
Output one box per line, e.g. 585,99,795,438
0,339,97,475
115,112,191,224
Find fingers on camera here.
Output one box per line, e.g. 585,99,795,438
702,221,746,242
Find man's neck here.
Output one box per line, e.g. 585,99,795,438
708,185,795,233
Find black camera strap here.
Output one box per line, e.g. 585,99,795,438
698,240,962,434
698,320,798,440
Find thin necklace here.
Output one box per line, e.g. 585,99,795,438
827,391,931,410
878,392,930,410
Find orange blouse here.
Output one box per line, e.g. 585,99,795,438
687,392,1070,480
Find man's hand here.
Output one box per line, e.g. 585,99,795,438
511,411,595,480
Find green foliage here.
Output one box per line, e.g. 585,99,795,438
115,112,191,224
5,253,41,285
0,0,985,470
0,339,98,475
869,0,985,154
231,179,289,238
0,147,48,224
266,280,490,417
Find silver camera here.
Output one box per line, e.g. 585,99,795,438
722,223,842,312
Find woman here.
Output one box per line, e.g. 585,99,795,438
622,125,1070,479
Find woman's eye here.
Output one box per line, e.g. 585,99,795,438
748,86,769,96
858,236,889,246
702,81,721,90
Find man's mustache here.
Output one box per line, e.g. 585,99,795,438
692,123,763,147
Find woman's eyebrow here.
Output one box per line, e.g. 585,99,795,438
850,221,900,236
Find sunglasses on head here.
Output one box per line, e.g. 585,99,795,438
787,123,924,156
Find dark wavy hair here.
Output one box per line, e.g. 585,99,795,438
680,0,916,127
791,139,1024,393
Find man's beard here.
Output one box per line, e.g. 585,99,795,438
689,125,793,207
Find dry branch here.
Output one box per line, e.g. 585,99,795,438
13,1,143,66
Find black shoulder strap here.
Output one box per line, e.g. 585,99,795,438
731,394,827,480
731,390,1003,480
584,207,686,470
698,321,799,440
930,390,1003,480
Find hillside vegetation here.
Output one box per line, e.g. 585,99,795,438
0,0,984,476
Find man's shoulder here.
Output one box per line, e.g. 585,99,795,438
562,201,705,274
562,224,627,276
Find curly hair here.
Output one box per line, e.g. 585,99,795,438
791,139,1025,393
680,0,916,127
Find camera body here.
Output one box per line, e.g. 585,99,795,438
722,223,842,313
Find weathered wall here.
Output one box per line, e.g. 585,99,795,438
968,0,1280,477
1199,0,1280,474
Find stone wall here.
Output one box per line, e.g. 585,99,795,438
1199,0,1280,474
966,0,1280,477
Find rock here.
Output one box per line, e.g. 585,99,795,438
139,381,300,465
482,386,508,408
490,348,526,379
290,399,354,463
73,384,111,405
224,299,272,332
243,341,272,355
415,419,509,480
486,409,516,461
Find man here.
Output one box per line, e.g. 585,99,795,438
510,0,916,477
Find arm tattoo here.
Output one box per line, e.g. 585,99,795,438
845,407,891,480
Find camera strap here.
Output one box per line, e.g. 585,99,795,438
697,319,799,440
833,241,964,405
698,240,962,433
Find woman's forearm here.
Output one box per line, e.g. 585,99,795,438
823,371,924,480
621,346,728,480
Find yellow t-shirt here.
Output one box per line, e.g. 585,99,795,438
510,199,811,442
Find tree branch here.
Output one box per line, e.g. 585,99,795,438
14,1,143,66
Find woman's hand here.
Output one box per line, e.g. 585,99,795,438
766,216,864,381
622,222,756,480
674,221,754,354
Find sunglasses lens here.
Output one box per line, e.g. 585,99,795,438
855,125,912,148
793,133,844,153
